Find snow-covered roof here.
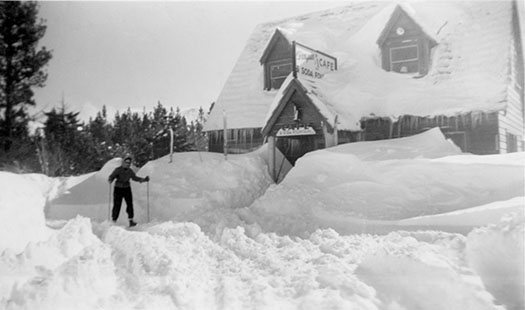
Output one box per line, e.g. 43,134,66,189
204,1,518,132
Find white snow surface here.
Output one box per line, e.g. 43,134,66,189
205,1,516,131
1,129,524,310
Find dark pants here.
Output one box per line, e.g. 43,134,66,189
112,187,134,221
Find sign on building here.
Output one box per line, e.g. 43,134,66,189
276,125,316,137
293,41,337,79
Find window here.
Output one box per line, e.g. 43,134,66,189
445,131,466,151
506,132,518,153
270,62,292,89
293,104,303,121
390,44,419,73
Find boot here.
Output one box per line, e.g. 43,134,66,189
129,219,137,227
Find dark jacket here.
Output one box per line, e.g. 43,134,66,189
108,167,145,188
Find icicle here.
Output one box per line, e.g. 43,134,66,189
472,112,481,128
395,116,401,137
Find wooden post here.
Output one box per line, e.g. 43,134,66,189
268,136,276,182
169,128,174,163
334,115,339,146
147,181,150,223
223,110,228,160
292,41,297,79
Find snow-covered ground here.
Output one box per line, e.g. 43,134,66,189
0,128,523,310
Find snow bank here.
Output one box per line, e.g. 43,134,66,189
245,131,525,236
0,172,51,252
398,196,525,228
466,212,525,310
1,135,522,309
0,215,511,310
356,232,501,310
325,127,462,160
47,158,122,221
46,149,273,233
132,149,273,234
0,217,117,310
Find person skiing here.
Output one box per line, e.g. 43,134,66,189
108,156,150,227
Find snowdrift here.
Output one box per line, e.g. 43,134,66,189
1,128,523,309
245,129,525,236
467,213,525,310
0,172,52,252
47,158,123,221
48,150,273,232
1,214,521,309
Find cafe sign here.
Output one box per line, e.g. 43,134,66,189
276,125,316,137
294,41,337,79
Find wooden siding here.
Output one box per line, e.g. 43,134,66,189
498,15,525,153
361,113,500,154
207,113,503,156
207,128,264,154
337,130,362,144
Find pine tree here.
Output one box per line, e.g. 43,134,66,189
84,105,114,171
0,1,52,154
188,106,208,151
43,105,86,176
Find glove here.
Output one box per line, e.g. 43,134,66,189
144,176,150,182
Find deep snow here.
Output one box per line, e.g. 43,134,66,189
0,128,524,310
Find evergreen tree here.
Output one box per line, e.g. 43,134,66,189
42,105,86,176
0,1,52,154
188,106,208,151
83,105,114,170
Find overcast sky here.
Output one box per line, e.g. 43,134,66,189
33,1,347,122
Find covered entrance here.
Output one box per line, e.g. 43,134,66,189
275,134,322,165
261,78,338,182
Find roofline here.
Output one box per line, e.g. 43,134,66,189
376,5,437,47
262,78,329,137
259,29,291,64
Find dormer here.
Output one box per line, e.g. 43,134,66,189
377,5,437,76
260,29,294,90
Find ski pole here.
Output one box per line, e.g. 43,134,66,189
108,182,112,222
147,181,150,223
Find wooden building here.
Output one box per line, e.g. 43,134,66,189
204,1,524,181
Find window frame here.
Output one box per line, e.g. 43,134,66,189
270,62,293,79
506,132,518,153
267,58,293,90
389,43,420,73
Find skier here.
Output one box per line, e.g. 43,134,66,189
108,156,150,227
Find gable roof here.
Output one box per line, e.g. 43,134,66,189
376,4,438,47
261,74,329,136
204,1,519,132
259,29,291,64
